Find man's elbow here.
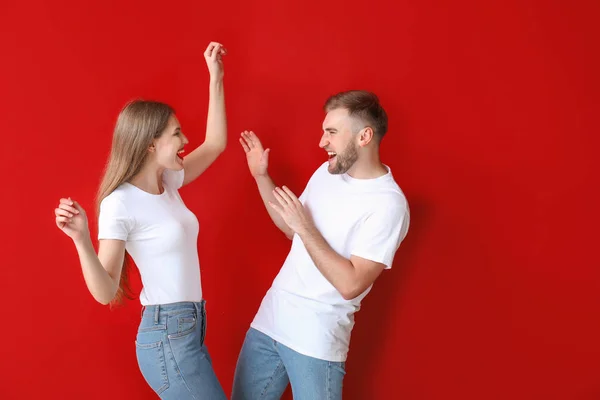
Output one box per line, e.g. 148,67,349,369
339,284,364,301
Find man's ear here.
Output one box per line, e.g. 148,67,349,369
358,127,375,147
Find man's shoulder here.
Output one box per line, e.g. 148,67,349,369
366,179,409,214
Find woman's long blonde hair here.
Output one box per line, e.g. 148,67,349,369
96,100,174,306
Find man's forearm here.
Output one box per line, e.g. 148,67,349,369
256,175,294,239
298,226,358,299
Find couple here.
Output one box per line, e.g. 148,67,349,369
54,42,410,399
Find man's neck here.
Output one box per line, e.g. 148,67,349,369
346,156,388,179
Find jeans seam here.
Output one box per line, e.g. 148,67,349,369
165,335,199,400
136,338,169,395
138,325,167,332
157,341,169,395
260,360,285,398
327,361,331,400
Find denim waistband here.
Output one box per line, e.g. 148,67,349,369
141,300,205,323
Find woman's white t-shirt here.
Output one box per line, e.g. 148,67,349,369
98,169,202,306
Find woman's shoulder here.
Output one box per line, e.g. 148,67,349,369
100,185,133,212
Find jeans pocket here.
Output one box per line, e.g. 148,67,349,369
168,314,197,339
135,339,169,395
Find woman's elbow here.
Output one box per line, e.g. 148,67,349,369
91,288,117,305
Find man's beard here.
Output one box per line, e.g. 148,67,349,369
328,140,358,174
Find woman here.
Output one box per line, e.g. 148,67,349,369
54,41,228,399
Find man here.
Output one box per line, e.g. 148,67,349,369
233,90,410,399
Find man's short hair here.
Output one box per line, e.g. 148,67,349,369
324,90,388,140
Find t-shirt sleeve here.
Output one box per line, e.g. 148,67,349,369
299,185,309,204
98,194,133,241
350,205,409,269
163,168,185,190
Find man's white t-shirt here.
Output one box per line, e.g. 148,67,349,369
251,162,410,362
97,169,203,306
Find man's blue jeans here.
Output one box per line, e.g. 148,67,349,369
232,328,346,400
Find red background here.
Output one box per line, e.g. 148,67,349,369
1,0,598,399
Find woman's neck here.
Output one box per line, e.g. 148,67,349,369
129,163,165,195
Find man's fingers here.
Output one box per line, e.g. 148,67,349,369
248,131,262,147
239,137,251,152
273,188,289,207
241,131,255,149
268,201,284,215
281,186,300,205
274,187,293,206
